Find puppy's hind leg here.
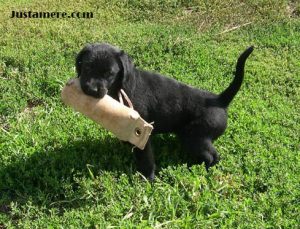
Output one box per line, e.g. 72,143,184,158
134,140,156,181
181,136,220,170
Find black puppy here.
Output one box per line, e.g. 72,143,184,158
76,43,253,180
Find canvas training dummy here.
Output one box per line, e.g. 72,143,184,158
61,78,153,150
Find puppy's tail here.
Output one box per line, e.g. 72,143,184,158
218,46,254,107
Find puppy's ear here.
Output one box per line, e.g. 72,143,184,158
75,45,91,77
119,50,134,84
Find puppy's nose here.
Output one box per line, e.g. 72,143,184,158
88,83,99,94
86,80,102,93
86,81,107,98
89,86,107,96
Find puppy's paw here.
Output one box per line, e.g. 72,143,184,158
138,170,155,182
147,170,155,182
137,165,156,182
204,150,220,170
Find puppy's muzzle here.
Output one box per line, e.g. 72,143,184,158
80,79,108,98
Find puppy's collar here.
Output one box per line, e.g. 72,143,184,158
118,89,133,109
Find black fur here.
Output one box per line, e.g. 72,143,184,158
76,43,254,180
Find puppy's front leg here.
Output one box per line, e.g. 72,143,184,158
134,140,155,180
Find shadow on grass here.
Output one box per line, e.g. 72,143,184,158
0,134,186,209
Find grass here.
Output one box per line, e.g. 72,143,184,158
0,0,299,228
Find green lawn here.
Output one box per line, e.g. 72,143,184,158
0,0,299,228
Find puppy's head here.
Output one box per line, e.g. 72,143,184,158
76,43,133,98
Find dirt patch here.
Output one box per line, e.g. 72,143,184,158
287,1,300,17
